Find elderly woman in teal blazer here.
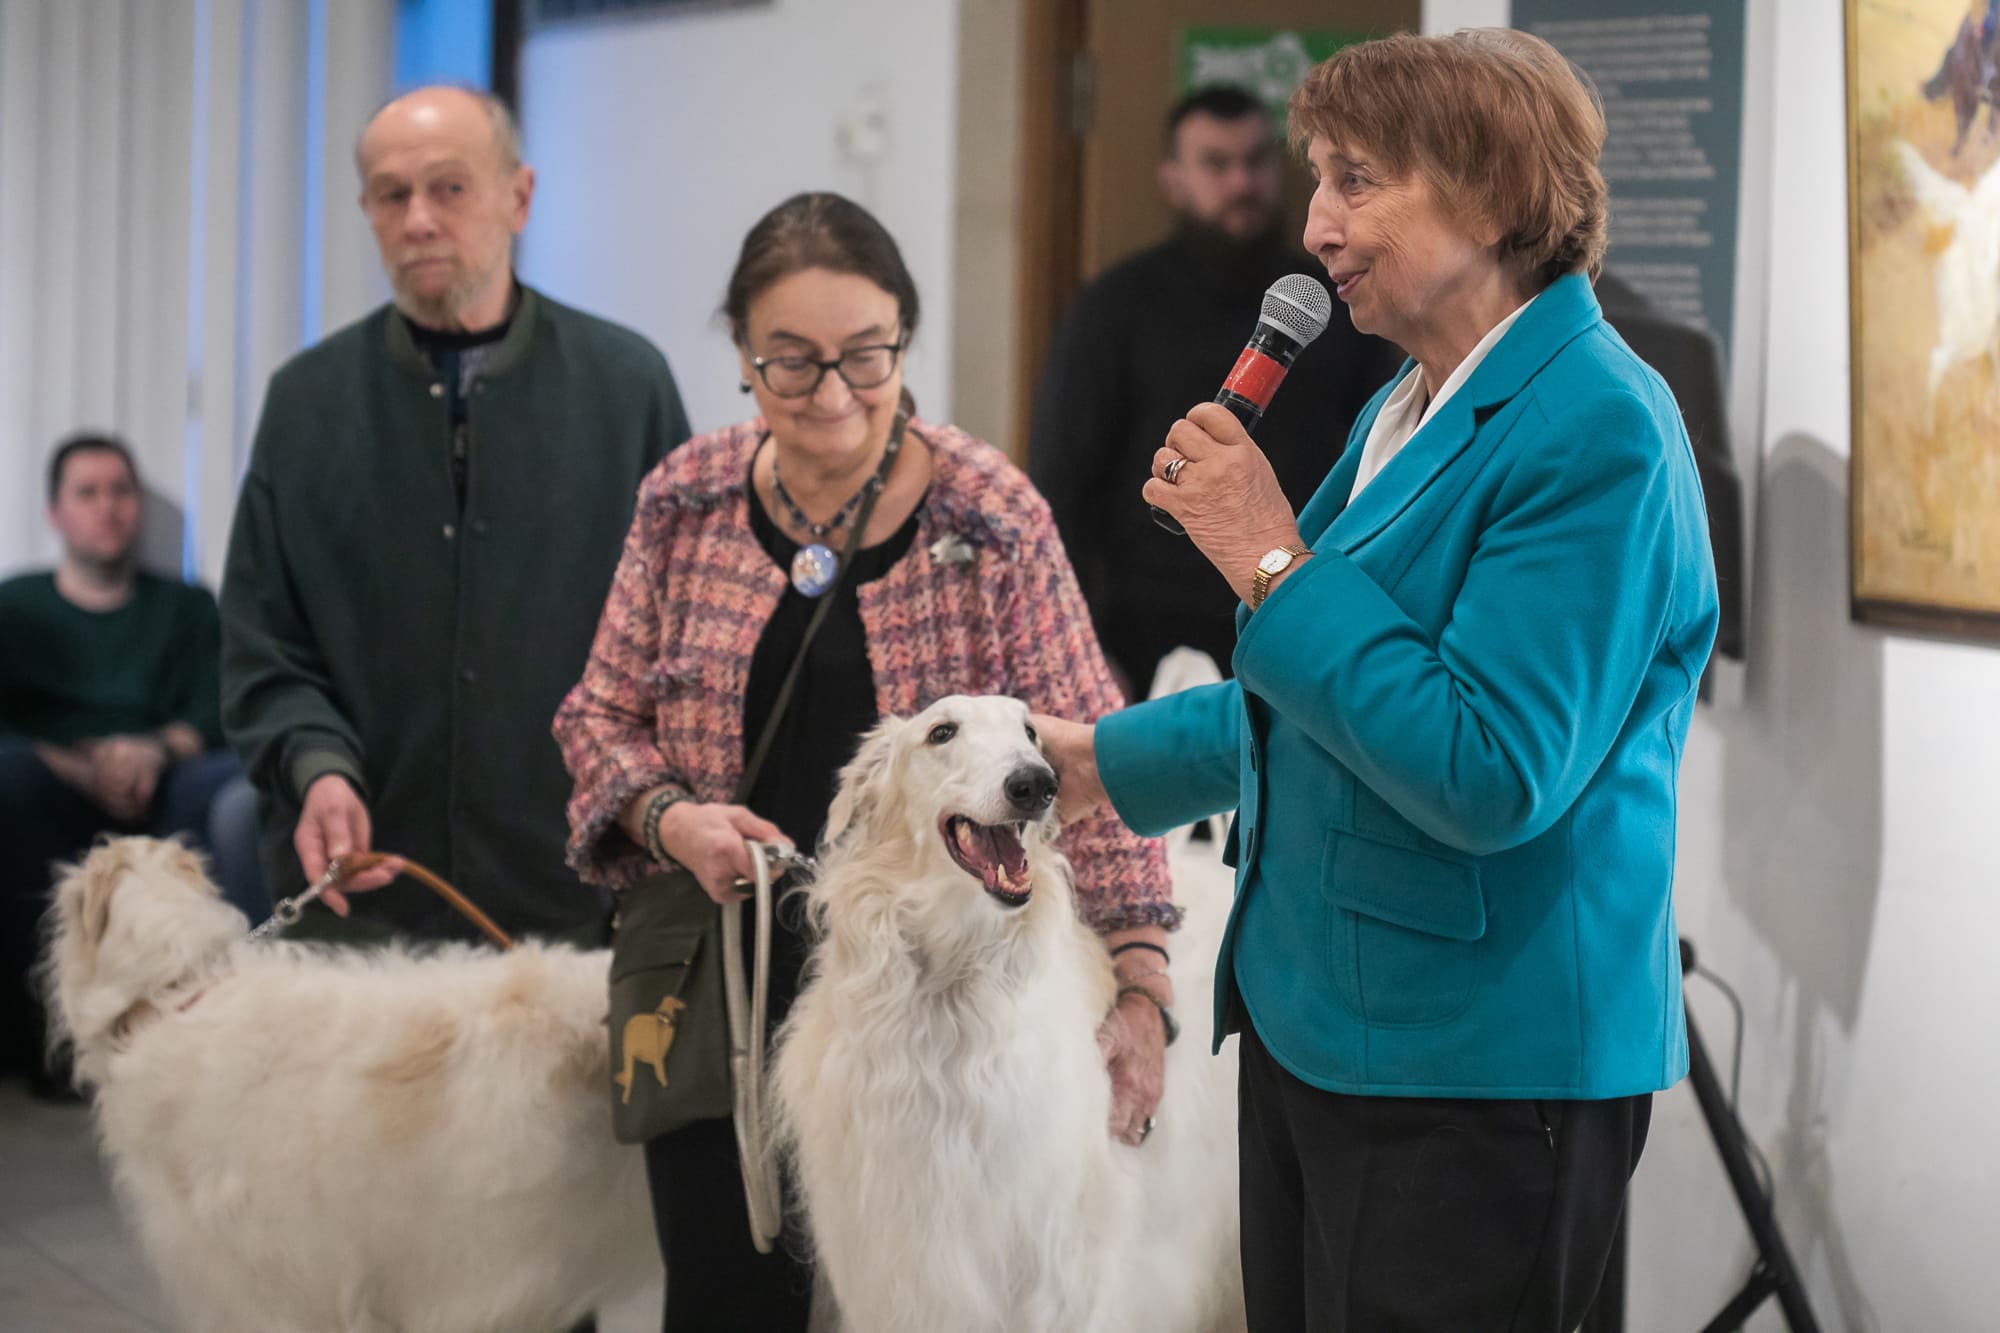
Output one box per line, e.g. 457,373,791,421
1037,29,1720,1333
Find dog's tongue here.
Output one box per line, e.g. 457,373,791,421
951,818,1030,898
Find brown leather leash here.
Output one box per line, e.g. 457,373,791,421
332,851,516,951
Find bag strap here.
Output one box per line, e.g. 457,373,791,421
732,403,909,805
723,406,908,1254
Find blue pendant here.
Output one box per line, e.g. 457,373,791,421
790,543,840,597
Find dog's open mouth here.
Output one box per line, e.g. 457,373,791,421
940,815,1032,907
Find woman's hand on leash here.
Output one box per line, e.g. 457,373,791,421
657,801,787,904
1099,994,1168,1146
1144,403,1305,604
296,775,399,915
1028,713,1108,823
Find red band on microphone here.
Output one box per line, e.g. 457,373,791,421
1221,347,1285,409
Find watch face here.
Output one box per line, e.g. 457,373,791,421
1258,548,1293,575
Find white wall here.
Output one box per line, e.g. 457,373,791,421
1636,0,2000,1326
1421,1,2000,1328
0,0,393,586
515,0,960,438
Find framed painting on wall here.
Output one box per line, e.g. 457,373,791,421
1847,0,2000,639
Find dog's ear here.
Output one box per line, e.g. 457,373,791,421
52,841,126,966
824,717,901,846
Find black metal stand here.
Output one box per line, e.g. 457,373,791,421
1678,938,1822,1333
1580,939,1824,1333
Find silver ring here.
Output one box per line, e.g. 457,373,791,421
1162,456,1187,485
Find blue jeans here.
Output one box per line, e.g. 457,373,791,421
0,741,267,1072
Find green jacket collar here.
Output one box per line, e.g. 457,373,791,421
384,282,543,378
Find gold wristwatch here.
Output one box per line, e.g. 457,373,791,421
1249,544,1311,610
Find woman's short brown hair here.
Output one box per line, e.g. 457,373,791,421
1289,29,1608,286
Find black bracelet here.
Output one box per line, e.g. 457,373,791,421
1116,984,1180,1047
639,788,689,866
1111,940,1171,965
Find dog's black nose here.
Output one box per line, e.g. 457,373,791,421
1005,764,1058,815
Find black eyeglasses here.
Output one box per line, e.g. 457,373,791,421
748,338,905,398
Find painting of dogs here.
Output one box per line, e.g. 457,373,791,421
39,837,658,1333
1849,0,2000,635
771,695,1244,1333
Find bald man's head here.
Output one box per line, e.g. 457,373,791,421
356,86,534,332
356,86,521,177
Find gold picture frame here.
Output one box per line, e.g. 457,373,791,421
1847,0,2000,639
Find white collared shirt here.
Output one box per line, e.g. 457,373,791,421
1348,295,1537,502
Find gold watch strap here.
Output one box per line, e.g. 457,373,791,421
1250,545,1311,610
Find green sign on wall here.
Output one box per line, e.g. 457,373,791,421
1176,27,1371,129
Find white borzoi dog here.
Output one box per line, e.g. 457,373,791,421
772,694,1244,1333
39,837,657,1333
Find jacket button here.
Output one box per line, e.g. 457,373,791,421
460,668,476,684
429,382,444,398
442,523,456,539
471,520,488,537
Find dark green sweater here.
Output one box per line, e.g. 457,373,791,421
220,286,689,940
0,571,223,748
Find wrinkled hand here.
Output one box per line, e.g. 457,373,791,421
87,735,169,822
1028,712,1108,824
657,801,789,905
1143,402,1306,604
295,774,401,915
1098,993,1168,1146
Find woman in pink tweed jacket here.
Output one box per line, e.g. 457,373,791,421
552,192,1176,1332
555,413,1171,922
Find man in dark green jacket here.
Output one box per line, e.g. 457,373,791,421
221,86,690,947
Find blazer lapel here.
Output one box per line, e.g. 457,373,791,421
1322,272,1605,555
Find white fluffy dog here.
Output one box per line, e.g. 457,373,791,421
40,837,657,1333
772,695,1244,1333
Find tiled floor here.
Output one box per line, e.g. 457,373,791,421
0,1077,661,1332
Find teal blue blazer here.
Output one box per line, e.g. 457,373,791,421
1097,273,1719,1098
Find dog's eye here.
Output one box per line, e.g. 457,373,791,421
926,722,958,746
1024,723,1038,744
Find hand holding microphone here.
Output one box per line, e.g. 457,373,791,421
1149,273,1333,536
1145,274,1329,606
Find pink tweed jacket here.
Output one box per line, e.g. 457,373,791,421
553,416,1176,932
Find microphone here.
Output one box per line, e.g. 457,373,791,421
1152,272,1335,535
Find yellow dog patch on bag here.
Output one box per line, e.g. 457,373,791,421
614,995,688,1103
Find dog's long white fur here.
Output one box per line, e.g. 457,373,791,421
772,695,1244,1333
41,837,657,1333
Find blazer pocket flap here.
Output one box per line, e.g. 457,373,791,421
1321,833,1486,942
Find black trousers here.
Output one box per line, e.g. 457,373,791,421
644,1116,813,1332
0,743,253,1074
1237,1024,1650,1333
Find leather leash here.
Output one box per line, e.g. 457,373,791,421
332,851,516,951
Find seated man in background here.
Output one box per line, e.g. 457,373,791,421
0,433,262,1097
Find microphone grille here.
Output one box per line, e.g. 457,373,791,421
1260,274,1334,345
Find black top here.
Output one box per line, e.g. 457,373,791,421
1027,230,1405,687
404,299,518,509
740,462,921,1022
740,463,922,852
